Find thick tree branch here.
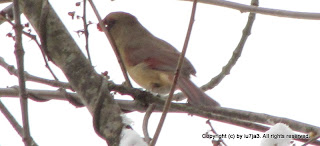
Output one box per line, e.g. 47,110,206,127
18,0,123,145
1,87,319,145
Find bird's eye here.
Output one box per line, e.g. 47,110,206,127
106,19,116,30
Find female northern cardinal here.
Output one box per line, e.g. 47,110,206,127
101,12,220,107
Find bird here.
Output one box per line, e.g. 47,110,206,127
100,11,220,107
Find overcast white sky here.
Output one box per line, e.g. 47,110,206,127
0,0,320,146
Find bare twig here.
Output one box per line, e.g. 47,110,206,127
3,16,60,81
0,100,38,146
13,0,31,145
0,99,23,138
206,120,227,146
38,0,59,81
302,134,320,146
0,87,79,101
172,0,258,102
143,103,156,144
20,31,53,72
0,56,71,89
202,0,258,91
182,0,320,20
150,1,198,145
2,12,59,83
1,1,60,82
82,0,92,65
88,0,132,87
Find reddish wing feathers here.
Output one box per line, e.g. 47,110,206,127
124,37,196,76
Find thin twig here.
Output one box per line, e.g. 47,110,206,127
88,0,132,87
82,0,92,65
12,0,31,145
2,14,68,95
0,87,79,101
37,0,59,81
0,99,23,137
206,120,227,146
0,100,38,146
0,56,71,89
182,0,320,20
172,0,258,102
201,0,258,91
2,0,320,26
20,31,56,79
150,0,198,145
143,103,156,144
2,3,59,81
24,30,59,80
302,134,320,146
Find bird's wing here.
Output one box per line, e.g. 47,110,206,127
124,38,196,76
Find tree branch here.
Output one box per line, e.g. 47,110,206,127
1,87,319,145
202,0,257,90
19,0,123,145
182,0,320,20
13,0,32,144
0,100,38,146
151,1,198,145
82,0,92,65
142,103,155,144
0,56,71,89
173,0,257,101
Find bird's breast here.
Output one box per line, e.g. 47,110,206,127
126,62,173,94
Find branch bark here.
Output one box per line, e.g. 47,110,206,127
1,87,320,145
18,0,123,145
13,0,32,144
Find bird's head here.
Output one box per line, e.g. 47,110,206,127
98,12,138,32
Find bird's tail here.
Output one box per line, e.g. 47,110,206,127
177,77,220,107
